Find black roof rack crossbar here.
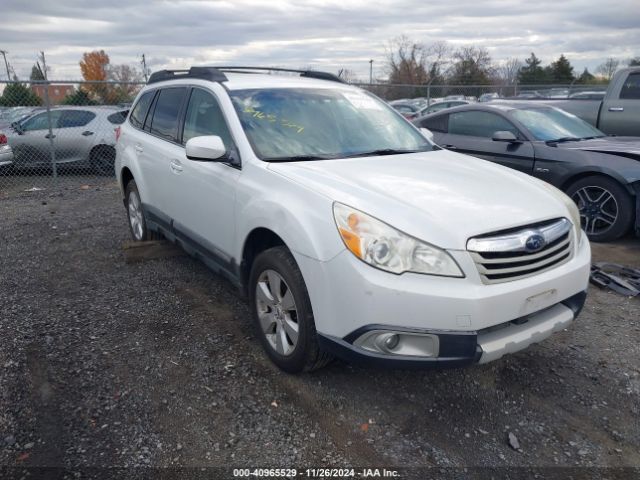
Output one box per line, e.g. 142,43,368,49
147,67,228,84
212,66,345,83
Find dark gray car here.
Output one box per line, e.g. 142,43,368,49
414,102,640,241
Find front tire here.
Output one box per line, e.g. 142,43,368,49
125,179,153,241
248,246,332,373
566,175,634,242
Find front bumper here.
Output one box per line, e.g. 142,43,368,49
317,290,587,368
294,229,590,368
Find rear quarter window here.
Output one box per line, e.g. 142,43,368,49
107,110,129,125
129,91,155,129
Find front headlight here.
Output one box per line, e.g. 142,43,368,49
333,203,464,277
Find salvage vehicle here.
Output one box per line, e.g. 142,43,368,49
116,66,590,373
414,102,640,241
514,67,640,136
0,106,128,175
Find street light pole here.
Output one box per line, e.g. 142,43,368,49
369,59,373,84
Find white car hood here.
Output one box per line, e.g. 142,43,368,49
268,150,571,250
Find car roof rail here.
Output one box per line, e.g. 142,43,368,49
147,66,228,84
214,66,345,83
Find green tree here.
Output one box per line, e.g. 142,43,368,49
61,88,98,106
576,68,596,84
30,63,45,81
629,57,640,67
0,83,42,106
518,53,548,84
549,54,575,83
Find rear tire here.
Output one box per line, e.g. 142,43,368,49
248,246,333,373
92,145,116,176
566,175,634,242
124,179,154,241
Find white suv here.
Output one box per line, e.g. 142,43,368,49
115,67,591,372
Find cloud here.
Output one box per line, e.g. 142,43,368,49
0,0,638,80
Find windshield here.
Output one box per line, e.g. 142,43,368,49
229,88,432,161
510,107,605,141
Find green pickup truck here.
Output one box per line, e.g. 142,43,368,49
548,67,640,136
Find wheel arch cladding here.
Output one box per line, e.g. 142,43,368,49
120,167,134,192
241,228,287,290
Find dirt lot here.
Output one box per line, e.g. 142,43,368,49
1,180,639,479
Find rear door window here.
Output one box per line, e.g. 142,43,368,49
149,88,187,142
58,110,96,128
420,114,448,133
129,91,155,129
619,72,640,99
448,110,520,138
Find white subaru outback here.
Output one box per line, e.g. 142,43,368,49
115,67,591,372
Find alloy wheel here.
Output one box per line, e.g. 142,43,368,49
255,269,299,356
128,191,144,240
571,185,618,236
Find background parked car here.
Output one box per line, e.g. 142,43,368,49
568,91,606,100
389,100,426,120
479,92,500,102
0,106,43,130
0,106,129,175
421,100,471,115
414,102,640,241
539,68,640,136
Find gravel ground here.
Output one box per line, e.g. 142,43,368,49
1,180,639,479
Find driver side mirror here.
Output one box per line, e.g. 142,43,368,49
420,127,435,141
492,131,520,143
185,135,226,161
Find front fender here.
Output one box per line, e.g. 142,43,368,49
234,190,344,263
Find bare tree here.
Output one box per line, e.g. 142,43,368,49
447,46,495,85
107,64,144,97
596,57,620,81
337,68,358,83
423,41,451,83
497,57,522,85
385,35,428,85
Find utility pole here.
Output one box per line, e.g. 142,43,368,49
369,59,373,84
40,51,58,180
0,50,11,80
39,51,49,80
141,54,149,81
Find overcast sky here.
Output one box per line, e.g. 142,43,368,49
1,0,638,81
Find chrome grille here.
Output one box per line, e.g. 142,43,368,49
467,218,574,284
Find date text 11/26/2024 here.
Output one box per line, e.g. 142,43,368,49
233,468,400,478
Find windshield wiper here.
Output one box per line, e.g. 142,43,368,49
546,136,581,145
343,148,424,158
266,154,337,162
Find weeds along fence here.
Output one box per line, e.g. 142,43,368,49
0,78,608,194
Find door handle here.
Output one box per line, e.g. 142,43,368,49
45,133,56,139
442,144,457,150
608,107,624,112
134,144,144,153
82,130,94,136
170,160,183,173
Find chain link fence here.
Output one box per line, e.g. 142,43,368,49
0,79,145,194
0,78,608,194
357,82,608,103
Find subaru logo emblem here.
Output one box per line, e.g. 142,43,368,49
525,234,546,253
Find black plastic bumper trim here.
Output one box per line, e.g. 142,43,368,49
317,334,482,369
